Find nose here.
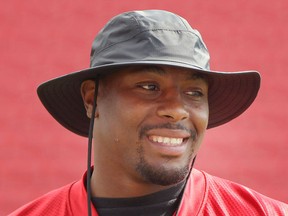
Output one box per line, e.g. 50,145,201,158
157,90,189,122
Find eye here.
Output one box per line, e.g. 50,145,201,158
137,83,160,91
185,90,204,97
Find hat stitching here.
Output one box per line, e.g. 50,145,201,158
175,14,189,31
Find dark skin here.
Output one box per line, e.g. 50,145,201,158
81,66,209,198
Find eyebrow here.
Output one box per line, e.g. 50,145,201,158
188,72,207,81
134,65,167,75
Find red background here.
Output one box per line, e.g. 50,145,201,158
1,0,288,214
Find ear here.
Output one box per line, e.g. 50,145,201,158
80,80,99,118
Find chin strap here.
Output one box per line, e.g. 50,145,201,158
87,76,100,216
175,155,197,216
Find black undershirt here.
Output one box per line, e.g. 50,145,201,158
92,181,185,216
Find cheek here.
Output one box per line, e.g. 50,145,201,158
189,104,209,131
199,109,209,130
191,105,209,154
97,93,144,140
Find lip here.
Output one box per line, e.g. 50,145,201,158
146,128,191,138
144,129,191,157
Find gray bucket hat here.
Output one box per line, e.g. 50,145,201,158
37,10,260,137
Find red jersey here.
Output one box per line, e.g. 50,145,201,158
9,169,288,215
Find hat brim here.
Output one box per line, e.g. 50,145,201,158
37,61,260,137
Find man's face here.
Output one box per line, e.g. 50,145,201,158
93,66,209,186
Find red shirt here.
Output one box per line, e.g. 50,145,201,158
9,169,288,215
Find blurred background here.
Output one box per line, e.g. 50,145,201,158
1,0,287,214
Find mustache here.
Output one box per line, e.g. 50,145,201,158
139,122,197,141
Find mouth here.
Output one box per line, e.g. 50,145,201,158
145,133,190,157
148,135,186,146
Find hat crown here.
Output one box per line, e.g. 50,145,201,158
90,10,210,70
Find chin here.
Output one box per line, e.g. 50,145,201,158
136,156,193,186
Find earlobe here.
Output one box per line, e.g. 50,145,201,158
81,80,99,118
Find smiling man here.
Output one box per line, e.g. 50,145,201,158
83,66,209,199
10,10,288,216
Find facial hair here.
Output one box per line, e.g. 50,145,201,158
136,123,197,186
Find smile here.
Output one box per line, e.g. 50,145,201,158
148,135,184,146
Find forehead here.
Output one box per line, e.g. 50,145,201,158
106,65,208,82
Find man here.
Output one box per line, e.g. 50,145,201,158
10,10,288,216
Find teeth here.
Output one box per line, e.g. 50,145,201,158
150,136,183,145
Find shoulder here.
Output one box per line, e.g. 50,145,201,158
204,171,288,215
8,182,76,216
191,169,288,215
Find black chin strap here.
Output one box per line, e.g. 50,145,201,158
175,155,197,216
87,76,99,216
